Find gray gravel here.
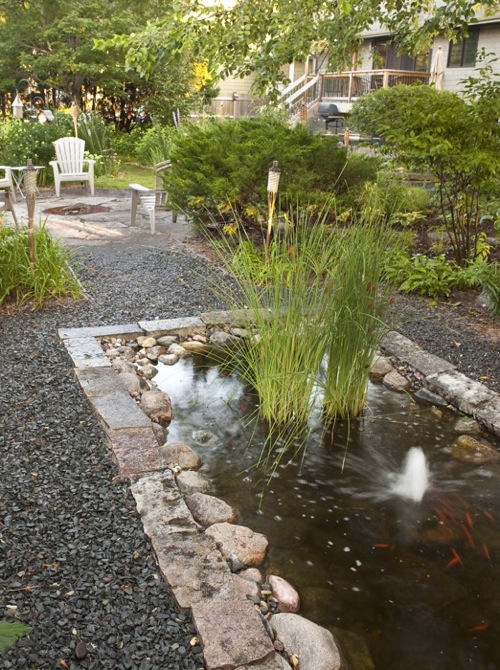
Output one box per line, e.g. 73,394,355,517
0,244,228,669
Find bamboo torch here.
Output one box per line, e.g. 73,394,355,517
265,161,281,261
70,101,78,137
25,159,37,273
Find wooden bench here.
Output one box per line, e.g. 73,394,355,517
129,161,177,234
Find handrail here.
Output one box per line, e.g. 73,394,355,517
284,74,321,107
279,73,308,99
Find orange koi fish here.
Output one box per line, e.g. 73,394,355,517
445,547,463,570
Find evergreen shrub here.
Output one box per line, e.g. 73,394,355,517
163,117,379,227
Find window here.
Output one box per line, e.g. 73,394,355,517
448,28,479,67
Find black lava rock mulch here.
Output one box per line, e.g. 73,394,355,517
389,289,500,393
0,246,229,670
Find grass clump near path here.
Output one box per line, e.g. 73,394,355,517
0,222,82,309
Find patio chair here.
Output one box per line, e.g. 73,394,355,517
50,137,95,197
0,166,18,226
0,165,16,202
129,161,177,234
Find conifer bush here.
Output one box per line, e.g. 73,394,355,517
163,116,379,228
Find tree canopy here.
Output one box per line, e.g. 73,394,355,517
102,0,500,95
0,0,214,124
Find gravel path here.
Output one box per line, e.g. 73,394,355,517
0,244,227,670
1,239,499,669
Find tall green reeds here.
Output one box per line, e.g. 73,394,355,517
0,222,82,308
212,205,393,464
321,222,391,420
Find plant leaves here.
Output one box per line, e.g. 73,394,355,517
0,620,31,653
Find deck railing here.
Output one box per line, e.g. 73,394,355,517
206,69,430,119
282,69,430,115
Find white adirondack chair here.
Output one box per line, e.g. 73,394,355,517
0,165,16,202
50,137,95,197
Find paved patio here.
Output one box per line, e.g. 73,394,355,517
6,186,190,246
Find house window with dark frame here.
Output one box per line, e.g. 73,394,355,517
448,27,479,67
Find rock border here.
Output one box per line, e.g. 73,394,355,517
59,314,500,670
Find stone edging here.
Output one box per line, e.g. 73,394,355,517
58,313,500,670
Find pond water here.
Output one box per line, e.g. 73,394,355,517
155,355,500,670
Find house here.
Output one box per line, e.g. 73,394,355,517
208,8,500,120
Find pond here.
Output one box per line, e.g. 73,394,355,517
155,354,500,670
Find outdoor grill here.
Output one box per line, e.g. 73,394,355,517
316,102,345,133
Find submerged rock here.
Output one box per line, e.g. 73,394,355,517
451,435,500,465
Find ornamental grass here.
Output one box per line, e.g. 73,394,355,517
0,222,82,308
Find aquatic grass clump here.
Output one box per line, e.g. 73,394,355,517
223,209,338,428
322,221,392,420
0,222,82,308
210,204,394,466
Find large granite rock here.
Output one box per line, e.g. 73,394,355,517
161,441,202,470
268,575,300,613
140,389,173,423
205,522,269,568
270,613,344,670
192,599,275,670
176,470,212,495
185,492,239,527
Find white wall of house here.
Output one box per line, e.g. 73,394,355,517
437,23,500,93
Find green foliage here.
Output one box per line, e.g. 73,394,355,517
103,0,500,98
134,124,175,166
350,84,500,264
78,112,118,174
212,205,393,467
0,114,74,184
384,250,459,300
0,223,82,308
164,117,377,226
360,169,432,225
461,259,500,320
0,620,31,653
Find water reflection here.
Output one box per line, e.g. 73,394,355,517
156,356,500,670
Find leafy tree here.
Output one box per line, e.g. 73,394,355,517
349,83,500,264
0,0,211,124
102,0,500,96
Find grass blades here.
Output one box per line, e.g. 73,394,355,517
207,203,394,469
322,221,392,421
0,222,82,308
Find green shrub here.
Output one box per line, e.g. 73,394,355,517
110,127,144,161
78,112,118,175
0,223,82,308
134,124,175,166
360,169,433,226
163,117,378,227
0,114,74,184
350,84,500,264
461,259,500,320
